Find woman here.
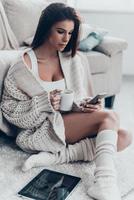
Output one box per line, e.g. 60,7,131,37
1,3,132,200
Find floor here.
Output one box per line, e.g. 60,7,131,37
114,75,134,200
114,75,134,131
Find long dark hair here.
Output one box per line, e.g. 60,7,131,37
31,3,81,57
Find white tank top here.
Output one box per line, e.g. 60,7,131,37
27,49,66,92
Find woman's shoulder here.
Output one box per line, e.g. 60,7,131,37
7,61,24,81
7,49,31,76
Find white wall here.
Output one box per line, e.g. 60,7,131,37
73,0,134,13
79,10,134,75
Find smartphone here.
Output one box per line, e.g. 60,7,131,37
88,93,107,105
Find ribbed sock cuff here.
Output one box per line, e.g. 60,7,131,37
96,129,118,148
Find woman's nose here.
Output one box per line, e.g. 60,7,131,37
63,33,69,42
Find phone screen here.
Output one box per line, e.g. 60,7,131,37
89,93,107,104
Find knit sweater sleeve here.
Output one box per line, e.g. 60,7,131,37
1,74,55,129
70,52,92,112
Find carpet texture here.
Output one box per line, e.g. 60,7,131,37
0,133,134,200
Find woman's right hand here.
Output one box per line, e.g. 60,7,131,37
50,89,61,111
80,98,103,113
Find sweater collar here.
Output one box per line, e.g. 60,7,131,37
58,51,72,90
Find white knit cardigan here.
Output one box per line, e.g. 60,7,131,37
1,50,94,154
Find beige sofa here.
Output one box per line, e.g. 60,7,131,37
0,0,127,111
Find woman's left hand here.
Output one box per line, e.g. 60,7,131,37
50,89,61,111
80,98,103,113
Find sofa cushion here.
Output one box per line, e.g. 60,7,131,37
85,51,110,74
0,0,6,6
0,50,22,136
3,0,48,46
0,1,19,50
94,36,128,56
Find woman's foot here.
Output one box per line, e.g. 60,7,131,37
22,152,57,171
117,129,133,151
87,177,121,200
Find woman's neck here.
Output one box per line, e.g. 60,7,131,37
34,43,58,60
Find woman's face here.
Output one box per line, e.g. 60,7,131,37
48,20,74,51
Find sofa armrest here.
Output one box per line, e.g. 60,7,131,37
94,36,128,56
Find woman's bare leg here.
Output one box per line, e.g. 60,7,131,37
63,110,132,151
63,110,114,143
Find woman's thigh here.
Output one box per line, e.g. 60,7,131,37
62,111,107,144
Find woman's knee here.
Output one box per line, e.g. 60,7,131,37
117,129,133,151
104,110,119,122
99,110,120,130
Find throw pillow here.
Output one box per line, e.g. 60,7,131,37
78,30,108,52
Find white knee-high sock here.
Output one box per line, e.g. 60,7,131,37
22,138,95,171
87,129,121,200
95,129,117,178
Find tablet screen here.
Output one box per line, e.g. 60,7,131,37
18,169,81,200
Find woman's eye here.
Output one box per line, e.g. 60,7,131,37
57,30,64,34
57,30,73,35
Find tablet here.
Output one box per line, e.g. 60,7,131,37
18,169,81,200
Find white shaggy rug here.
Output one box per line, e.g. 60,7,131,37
0,132,134,200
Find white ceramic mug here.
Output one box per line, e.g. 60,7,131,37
60,89,74,112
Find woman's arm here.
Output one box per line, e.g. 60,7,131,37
1,75,55,129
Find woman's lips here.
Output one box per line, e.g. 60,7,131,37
59,44,67,47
